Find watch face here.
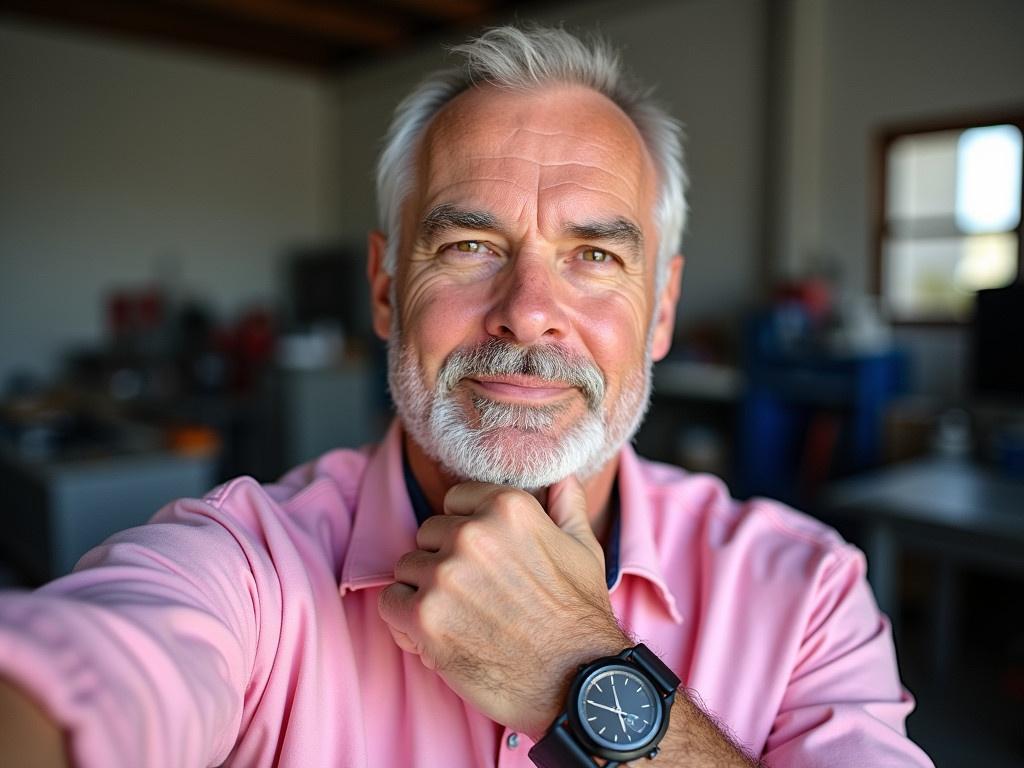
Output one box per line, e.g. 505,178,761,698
574,663,662,753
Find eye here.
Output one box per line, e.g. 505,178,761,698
440,240,499,259
579,247,614,264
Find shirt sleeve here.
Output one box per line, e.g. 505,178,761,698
0,491,276,768
761,547,935,767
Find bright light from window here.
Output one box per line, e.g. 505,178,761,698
954,232,1018,291
956,124,1022,234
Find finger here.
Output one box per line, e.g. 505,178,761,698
546,474,596,545
384,623,422,657
415,514,466,552
377,581,417,635
393,548,439,588
442,481,513,516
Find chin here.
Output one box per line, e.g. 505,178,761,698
428,400,611,488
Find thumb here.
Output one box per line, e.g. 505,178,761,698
546,475,596,545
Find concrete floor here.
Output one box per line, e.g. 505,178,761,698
898,581,1024,768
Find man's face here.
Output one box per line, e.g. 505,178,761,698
372,84,681,487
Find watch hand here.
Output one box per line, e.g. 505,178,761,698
586,700,627,716
610,678,627,733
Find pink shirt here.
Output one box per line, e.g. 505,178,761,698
0,421,932,766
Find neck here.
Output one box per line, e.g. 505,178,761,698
403,430,620,545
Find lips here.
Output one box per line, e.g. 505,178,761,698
467,375,574,402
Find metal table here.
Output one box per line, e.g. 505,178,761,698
822,457,1024,675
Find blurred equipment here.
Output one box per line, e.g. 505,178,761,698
738,284,908,506
972,283,1024,405
289,247,370,339
0,392,217,584
276,364,377,467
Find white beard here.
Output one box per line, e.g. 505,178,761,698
387,332,653,489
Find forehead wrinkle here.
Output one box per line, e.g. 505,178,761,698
466,155,641,187
537,181,640,218
462,155,643,205
429,178,537,194
505,126,636,159
419,179,540,230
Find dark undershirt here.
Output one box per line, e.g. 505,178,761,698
401,449,622,589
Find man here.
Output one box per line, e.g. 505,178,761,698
0,25,932,767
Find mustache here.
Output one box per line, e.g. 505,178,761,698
436,339,605,411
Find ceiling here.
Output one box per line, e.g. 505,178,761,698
0,0,539,73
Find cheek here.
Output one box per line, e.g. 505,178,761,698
571,293,650,378
399,279,489,375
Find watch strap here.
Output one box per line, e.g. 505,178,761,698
626,644,680,698
528,714,609,768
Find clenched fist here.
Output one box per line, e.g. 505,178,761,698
378,475,630,738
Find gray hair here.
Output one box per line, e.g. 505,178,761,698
375,25,687,287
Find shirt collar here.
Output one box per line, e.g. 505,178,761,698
339,420,418,595
339,420,683,624
613,444,683,624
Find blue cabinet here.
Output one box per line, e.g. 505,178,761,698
738,319,908,506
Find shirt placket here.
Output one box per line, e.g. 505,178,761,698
497,726,536,767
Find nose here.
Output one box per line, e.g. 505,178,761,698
483,254,569,345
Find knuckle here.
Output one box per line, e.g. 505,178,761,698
413,590,443,636
451,518,487,552
491,491,527,521
433,556,459,590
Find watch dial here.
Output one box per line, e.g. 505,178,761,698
576,665,661,751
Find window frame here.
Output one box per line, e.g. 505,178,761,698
872,109,1024,326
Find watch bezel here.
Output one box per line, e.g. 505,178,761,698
565,656,669,762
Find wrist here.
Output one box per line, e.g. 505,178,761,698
529,643,680,768
529,628,633,741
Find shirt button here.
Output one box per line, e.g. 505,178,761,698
506,733,520,749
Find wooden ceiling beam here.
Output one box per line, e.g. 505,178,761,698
382,0,489,22
0,0,347,72
169,0,404,47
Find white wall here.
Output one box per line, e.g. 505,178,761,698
0,1,768,386
327,0,769,331
0,20,334,384
818,0,1024,294
776,0,1024,400
7,0,1018,400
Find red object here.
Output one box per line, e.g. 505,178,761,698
106,288,165,337
774,278,832,325
217,308,276,392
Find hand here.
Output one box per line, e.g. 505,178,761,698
377,475,629,738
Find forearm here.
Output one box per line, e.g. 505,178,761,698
0,676,68,768
628,690,759,768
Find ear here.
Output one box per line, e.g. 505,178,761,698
650,254,684,362
367,230,394,341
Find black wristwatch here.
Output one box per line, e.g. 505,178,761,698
529,644,679,768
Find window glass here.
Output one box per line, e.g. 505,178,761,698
882,122,1022,321
887,130,958,222
956,124,1023,234
884,234,1019,320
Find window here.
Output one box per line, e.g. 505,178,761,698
875,115,1024,323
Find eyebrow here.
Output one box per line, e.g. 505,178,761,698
417,204,644,258
417,204,501,241
565,217,644,257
